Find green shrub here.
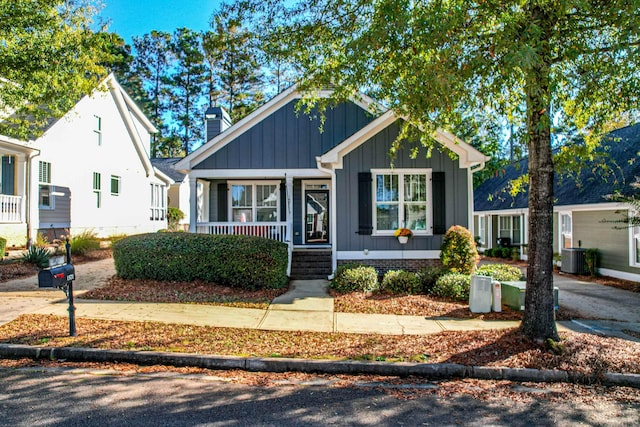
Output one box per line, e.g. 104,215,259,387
22,246,51,268
432,272,471,301
417,266,448,294
113,233,288,290
167,207,185,231
440,225,479,274
500,247,512,258
483,248,493,257
70,230,101,256
380,270,422,294
331,263,378,293
0,236,6,259
585,248,599,276
475,264,524,282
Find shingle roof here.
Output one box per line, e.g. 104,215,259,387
151,158,186,183
474,123,640,212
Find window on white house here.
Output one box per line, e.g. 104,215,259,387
478,215,486,246
38,161,54,209
560,213,572,249
373,170,430,234
93,172,101,208
230,181,279,222
499,215,522,244
111,175,120,196
150,183,166,221
94,115,102,145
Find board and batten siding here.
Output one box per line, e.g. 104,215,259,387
572,209,639,274
336,121,469,252
194,101,374,170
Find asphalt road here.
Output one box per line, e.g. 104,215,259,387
1,367,638,427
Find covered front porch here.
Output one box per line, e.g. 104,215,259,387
187,170,335,277
0,135,39,246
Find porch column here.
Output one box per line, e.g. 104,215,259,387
188,177,198,233
285,175,293,242
27,153,39,244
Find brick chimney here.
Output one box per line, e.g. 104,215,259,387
204,106,232,143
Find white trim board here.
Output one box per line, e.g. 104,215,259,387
188,169,329,179
337,250,441,260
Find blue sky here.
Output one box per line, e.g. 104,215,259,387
100,0,224,43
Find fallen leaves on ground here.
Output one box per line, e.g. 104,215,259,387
81,277,287,309
2,314,639,377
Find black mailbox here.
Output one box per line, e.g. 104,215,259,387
38,264,75,288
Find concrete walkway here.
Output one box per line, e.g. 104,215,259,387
1,258,639,340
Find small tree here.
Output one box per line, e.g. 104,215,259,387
167,207,185,231
440,225,478,275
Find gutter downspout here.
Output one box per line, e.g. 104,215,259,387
316,158,337,278
468,160,486,238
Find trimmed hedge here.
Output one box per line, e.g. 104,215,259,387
440,225,478,274
113,233,288,290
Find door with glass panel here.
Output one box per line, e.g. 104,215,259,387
304,185,329,244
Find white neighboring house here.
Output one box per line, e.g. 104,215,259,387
0,74,172,247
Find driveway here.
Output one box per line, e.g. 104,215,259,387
553,272,640,323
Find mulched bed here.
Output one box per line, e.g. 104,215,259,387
2,314,639,377
81,276,287,309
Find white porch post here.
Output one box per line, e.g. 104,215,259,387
285,175,294,276
285,175,293,242
189,177,198,233
27,153,39,244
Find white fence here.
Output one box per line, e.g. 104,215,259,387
0,195,22,223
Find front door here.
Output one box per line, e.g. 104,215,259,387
304,189,329,244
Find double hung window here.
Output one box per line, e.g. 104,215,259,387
373,169,431,235
230,181,279,222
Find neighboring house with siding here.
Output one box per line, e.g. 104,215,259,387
175,86,488,278
151,157,190,230
474,123,640,281
0,74,171,247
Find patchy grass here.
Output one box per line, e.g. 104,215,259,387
1,314,639,377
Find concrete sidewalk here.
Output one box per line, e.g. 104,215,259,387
1,258,640,340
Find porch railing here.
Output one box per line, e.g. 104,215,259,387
0,194,22,223
196,221,289,243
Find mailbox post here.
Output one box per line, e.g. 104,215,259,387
37,239,76,336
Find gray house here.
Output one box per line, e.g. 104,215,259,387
175,86,487,278
474,123,640,282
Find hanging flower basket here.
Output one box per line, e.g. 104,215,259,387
394,228,412,244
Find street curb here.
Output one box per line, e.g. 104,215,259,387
1,343,639,388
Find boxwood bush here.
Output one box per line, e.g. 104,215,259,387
113,233,288,290
380,270,422,294
417,266,449,295
475,264,524,282
431,272,471,301
330,263,378,293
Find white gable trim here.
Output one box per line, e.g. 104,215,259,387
319,111,488,170
174,85,385,172
0,133,38,155
107,77,154,177
153,167,175,186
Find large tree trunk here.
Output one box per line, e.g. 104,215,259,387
521,4,559,342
